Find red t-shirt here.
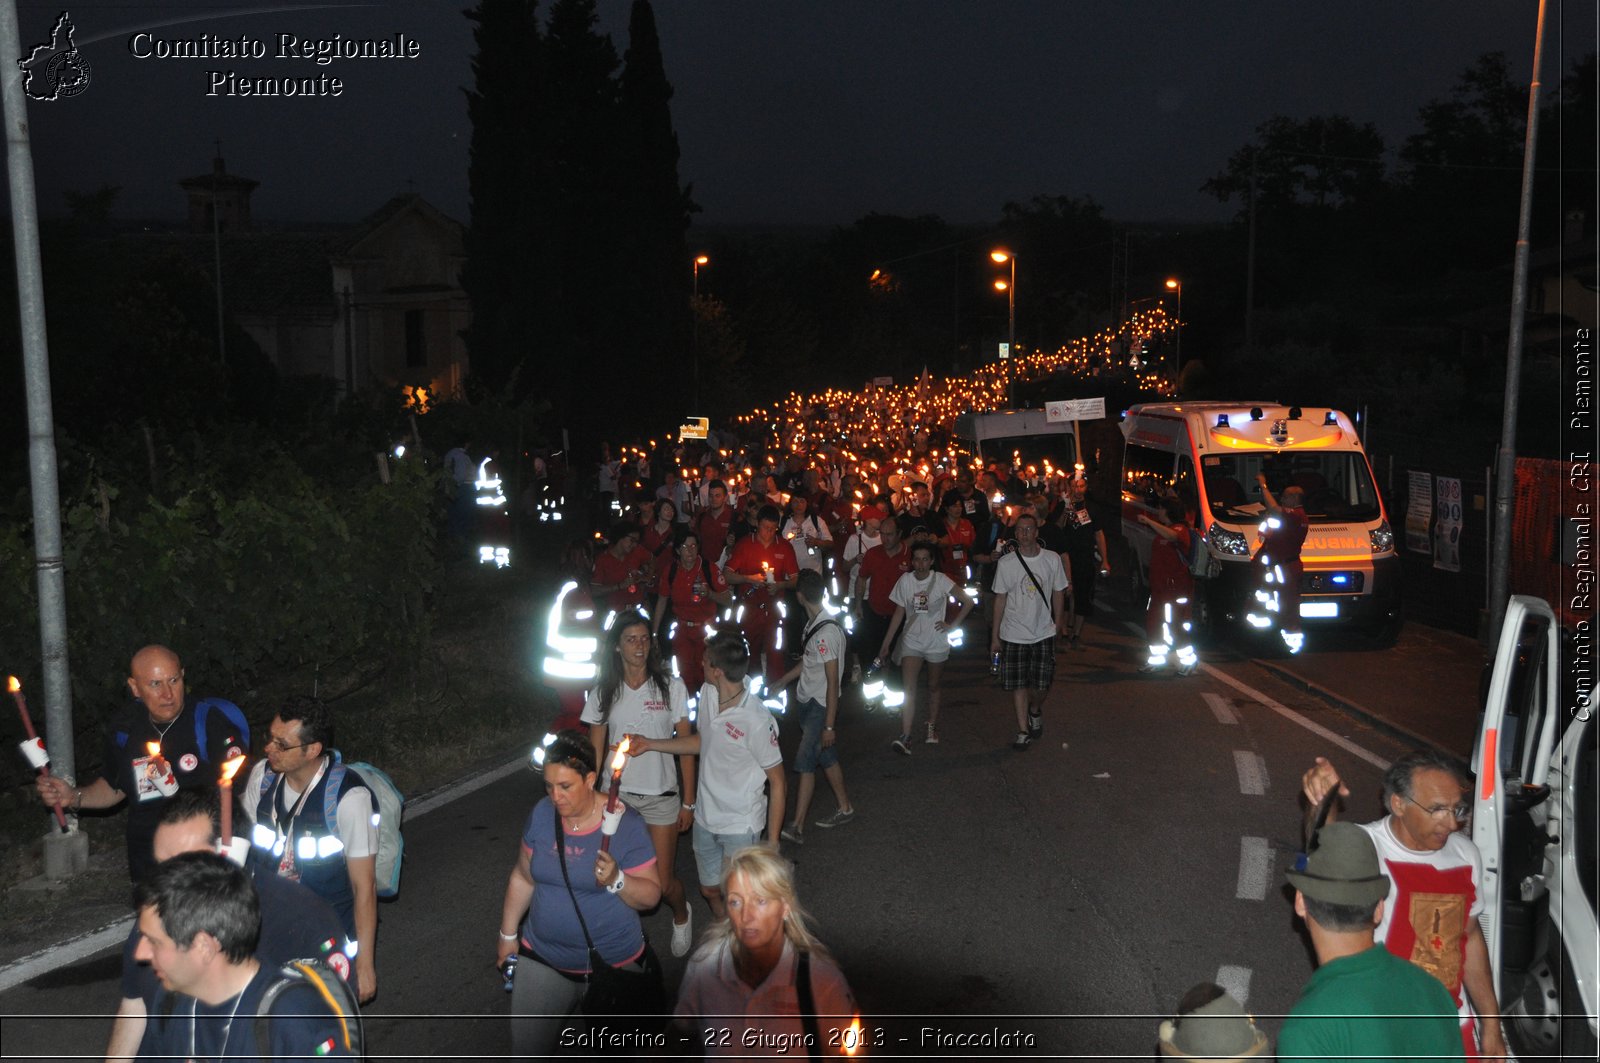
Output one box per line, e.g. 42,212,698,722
936,518,976,582
592,545,653,610
640,524,676,565
1149,524,1194,596
857,543,912,617
1258,507,1308,564
696,508,735,556
727,536,798,606
657,557,728,626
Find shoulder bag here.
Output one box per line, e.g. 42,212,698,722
553,809,667,1031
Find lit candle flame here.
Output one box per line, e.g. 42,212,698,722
843,1016,863,1056
6,676,18,694
610,736,631,775
146,741,162,758
219,755,246,784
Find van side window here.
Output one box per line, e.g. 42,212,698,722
1124,443,1174,500
1175,456,1198,516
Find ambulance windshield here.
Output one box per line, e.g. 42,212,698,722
1200,451,1381,523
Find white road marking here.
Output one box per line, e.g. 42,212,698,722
0,917,131,994
404,753,526,822
1202,692,1239,725
1206,666,1391,771
1216,964,1253,1006
1234,750,1268,795
1236,836,1274,900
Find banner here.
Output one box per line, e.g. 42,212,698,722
1405,471,1432,553
1433,475,1462,572
1045,398,1106,423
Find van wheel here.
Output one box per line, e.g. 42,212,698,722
1506,938,1599,1059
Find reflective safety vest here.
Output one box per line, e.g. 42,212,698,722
249,752,371,934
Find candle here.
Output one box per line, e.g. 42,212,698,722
600,737,631,853
762,561,774,584
9,677,67,831
217,755,246,850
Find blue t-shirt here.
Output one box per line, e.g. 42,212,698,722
146,962,352,1059
519,798,655,972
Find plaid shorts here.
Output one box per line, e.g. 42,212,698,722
999,637,1056,691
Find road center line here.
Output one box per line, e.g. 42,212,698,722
1202,692,1239,725
1234,750,1268,795
1236,836,1273,900
1215,964,1252,1006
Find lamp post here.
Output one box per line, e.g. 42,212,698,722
691,254,708,411
991,250,1015,406
1164,277,1182,387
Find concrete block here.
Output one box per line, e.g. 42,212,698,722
42,828,89,881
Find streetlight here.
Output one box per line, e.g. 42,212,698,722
691,254,709,411
1165,277,1182,386
991,249,1016,407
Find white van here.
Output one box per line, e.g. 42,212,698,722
1474,595,1596,1058
1119,401,1402,641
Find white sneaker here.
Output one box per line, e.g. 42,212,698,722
670,907,693,958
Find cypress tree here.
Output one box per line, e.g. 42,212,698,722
616,0,695,420
460,0,545,395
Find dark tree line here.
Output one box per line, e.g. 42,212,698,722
461,0,693,444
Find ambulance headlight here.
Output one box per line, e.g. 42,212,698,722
1209,527,1251,556
1369,521,1395,554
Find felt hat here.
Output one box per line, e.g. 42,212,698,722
1157,989,1268,1059
1285,822,1390,907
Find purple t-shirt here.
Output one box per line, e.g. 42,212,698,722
519,798,656,971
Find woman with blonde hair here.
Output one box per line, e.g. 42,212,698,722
674,847,857,1056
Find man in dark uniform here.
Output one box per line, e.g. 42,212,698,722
105,791,348,1062
35,644,248,882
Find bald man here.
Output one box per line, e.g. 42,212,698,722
36,645,249,882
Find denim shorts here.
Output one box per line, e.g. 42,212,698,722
692,822,759,888
792,695,840,774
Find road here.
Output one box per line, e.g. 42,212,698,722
0,608,1485,1060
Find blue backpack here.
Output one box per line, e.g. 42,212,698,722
257,752,406,899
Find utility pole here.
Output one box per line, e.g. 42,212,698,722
1487,0,1550,642
2,0,86,877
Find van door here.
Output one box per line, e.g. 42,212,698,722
1472,594,1562,999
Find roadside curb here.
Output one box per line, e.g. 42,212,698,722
1251,658,1452,756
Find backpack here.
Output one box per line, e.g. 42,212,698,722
339,760,405,899
1183,523,1211,579
192,698,251,761
254,957,365,1059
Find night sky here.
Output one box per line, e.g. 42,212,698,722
11,0,1595,230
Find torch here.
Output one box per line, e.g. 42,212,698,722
9,676,68,831
217,755,247,861
599,736,631,853
145,741,178,797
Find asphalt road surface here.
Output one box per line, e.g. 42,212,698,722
0,611,1471,1060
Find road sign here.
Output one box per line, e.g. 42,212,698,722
998,343,1010,360
1045,398,1106,423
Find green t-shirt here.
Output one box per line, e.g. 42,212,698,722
1278,944,1464,1062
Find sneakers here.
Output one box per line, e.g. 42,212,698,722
924,723,940,745
1138,662,1165,674
1027,712,1043,739
1176,663,1198,677
814,808,856,829
780,825,805,845
670,908,694,958
1011,731,1034,751
891,735,912,756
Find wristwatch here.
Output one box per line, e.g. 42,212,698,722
606,871,626,895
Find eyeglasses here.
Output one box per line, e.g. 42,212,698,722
1406,794,1470,821
265,737,306,752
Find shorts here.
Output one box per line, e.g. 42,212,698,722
622,790,681,827
999,637,1056,691
898,625,949,663
791,696,840,774
692,822,760,889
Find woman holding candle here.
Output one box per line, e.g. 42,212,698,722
673,846,856,1056
652,528,733,696
496,730,662,1055
582,614,698,958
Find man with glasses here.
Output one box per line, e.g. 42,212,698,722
34,644,248,883
1301,750,1505,1060
243,696,380,1003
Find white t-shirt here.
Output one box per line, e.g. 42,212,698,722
843,529,882,594
243,758,377,859
991,548,1068,644
780,515,832,573
1360,817,1484,1026
694,684,782,835
581,676,689,796
795,613,845,705
890,570,956,646
676,938,856,1057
